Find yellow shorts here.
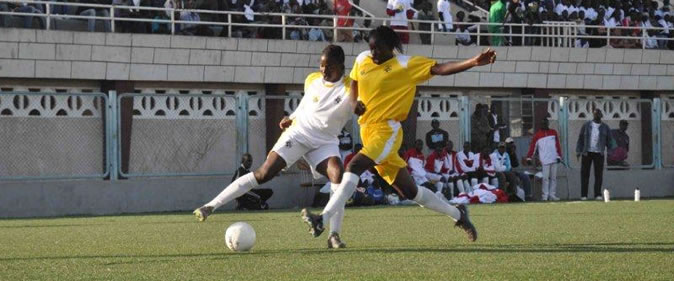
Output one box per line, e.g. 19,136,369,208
359,120,406,185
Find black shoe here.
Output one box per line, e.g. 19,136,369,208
327,232,346,249
454,204,477,242
301,208,325,238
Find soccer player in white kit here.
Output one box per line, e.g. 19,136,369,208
193,45,361,248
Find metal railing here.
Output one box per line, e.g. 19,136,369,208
1,0,672,49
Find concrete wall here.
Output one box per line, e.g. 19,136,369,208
1,28,673,90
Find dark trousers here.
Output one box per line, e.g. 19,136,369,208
581,152,604,198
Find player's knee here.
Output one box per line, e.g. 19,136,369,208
327,165,343,183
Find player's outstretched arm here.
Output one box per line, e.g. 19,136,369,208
430,48,496,76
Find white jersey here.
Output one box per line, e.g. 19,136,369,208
387,0,412,27
286,72,354,148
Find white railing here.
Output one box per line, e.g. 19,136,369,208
0,0,672,49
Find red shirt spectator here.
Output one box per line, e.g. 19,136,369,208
425,149,448,174
344,152,356,167
334,0,353,27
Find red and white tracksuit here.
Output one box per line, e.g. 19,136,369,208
527,129,563,200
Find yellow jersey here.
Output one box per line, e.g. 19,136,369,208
349,51,436,125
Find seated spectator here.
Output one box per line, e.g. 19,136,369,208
404,139,441,192
425,119,449,151
425,145,450,198
289,16,309,40
308,18,327,41
442,140,467,196
641,14,659,48
573,11,590,48
457,141,479,191
78,0,112,32
1,1,46,29
506,137,532,200
454,11,478,46
608,120,630,166
491,142,519,196
477,146,501,187
179,0,202,35
233,154,274,210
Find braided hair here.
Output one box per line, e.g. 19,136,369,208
369,26,403,54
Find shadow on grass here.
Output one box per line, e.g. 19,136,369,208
3,242,673,262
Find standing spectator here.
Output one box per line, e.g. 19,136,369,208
437,0,453,32
488,0,507,46
386,0,414,44
338,128,353,160
78,0,112,32
334,0,354,42
526,118,562,201
425,119,449,151
471,103,491,153
489,103,505,149
576,109,615,201
233,153,274,210
607,120,629,166
416,1,434,45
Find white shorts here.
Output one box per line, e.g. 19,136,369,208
271,132,340,178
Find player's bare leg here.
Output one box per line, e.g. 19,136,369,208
305,156,347,248
194,152,286,222
302,153,374,238
392,168,477,242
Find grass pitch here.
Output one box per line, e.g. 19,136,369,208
1,200,673,281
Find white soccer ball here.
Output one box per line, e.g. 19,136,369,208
225,222,256,252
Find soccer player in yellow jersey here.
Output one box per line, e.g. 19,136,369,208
195,45,361,248
302,26,496,242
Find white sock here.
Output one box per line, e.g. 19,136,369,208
413,185,461,221
490,177,499,188
205,172,259,210
447,182,455,197
328,183,344,234
321,172,358,221
456,180,465,193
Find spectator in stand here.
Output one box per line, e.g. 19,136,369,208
308,18,328,41
442,140,466,195
488,103,505,149
425,145,450,198
505,137,532,200
437,0,453,32
78,0,112,32
386,0,414,44
526,117,562,201
576,108,615,201
0,1,46,29
607,120,629,166
488,0,507,46
503,0,524,46
641,13,659,49
573,11,590,48
179,0,202,35
454,11,478,46
425,119,449,151
233,153,274,210
416,1,434,45
338,128,353,161
457,141,479,190
334,0,354,42
471,103,491,153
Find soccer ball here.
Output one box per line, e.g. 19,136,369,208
225,222,256,252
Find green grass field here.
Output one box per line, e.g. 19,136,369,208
2,200,674,281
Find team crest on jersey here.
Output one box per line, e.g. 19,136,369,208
384,65,392,72
312,96,319,103
334,96,342,104
285,140,292,148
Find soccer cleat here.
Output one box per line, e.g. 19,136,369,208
595,196,603,201
549,195,560,201
327,232,346,249
580,197,588,201
193,206,213,222
301,208,325,238
454,204,478,242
